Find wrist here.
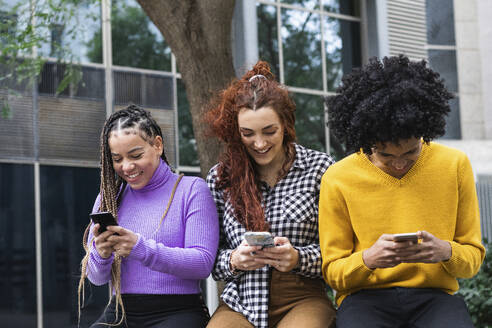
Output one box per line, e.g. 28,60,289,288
362,250,375,270
442,241,452,262
291,248,300,270
229,249,241,274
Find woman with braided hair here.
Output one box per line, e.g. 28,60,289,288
78,104,219,327
205,61,336,328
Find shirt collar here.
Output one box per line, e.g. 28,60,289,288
291,143,308,170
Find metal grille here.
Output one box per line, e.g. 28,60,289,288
387,0,428,61
477,175,492,241
149,108,176,167
0,89,35,160
38,63,105,100
75,66,105,100
38,96,105,162
38,62,68,96
113,70,173,109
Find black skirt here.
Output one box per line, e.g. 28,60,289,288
90,294,210,328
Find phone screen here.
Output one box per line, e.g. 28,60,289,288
89,212,118,233
244,232,275,249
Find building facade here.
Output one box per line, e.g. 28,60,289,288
0,0,490,327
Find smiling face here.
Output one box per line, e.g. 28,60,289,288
108,128,163,190
369,137,422,179
237,106,286,176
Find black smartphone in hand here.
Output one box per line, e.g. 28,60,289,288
90,211,118,234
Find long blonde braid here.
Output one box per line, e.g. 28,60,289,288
78,121,125,326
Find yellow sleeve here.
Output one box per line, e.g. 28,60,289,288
318,170,373,292
441,155,485,278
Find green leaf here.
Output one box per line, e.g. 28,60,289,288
1,101,12,119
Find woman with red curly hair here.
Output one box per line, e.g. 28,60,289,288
205,61,336,328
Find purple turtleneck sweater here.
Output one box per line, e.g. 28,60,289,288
87,159,219,294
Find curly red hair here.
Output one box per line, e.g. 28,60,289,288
205,61,297,231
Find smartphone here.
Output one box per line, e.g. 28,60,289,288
393,232,419,243
89,211,118,234
244,232,275,249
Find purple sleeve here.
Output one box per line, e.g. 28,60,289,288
86,194,114,285
126,178,219,279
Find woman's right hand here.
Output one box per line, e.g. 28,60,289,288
93,224,116,259
230,240,266,272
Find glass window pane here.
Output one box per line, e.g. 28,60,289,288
292,93,326,152
257,4,279,78
1,2,37,59
426,0,455,45
111,0,171,71
2,0,22,10
325,17,361,91
38,1,102,64
323,0,360,16
0,163,36,327
177,79,199,167
428,49,458,93
282,8,322,90
281,0,319,10
40,165,107,328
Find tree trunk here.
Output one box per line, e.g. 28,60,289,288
137,0,236,177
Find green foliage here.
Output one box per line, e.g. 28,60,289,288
86,1,171,71
0,0,99,106
1,99,11,119
457,239,492,328
1,1,44,90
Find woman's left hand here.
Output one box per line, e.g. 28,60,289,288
106,226,138,258
252,236,299,272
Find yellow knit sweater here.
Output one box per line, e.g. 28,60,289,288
319,142,485,306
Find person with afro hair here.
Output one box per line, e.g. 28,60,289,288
318,54,485,328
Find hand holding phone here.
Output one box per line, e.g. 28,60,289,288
393,232,419,243
90,211,118,234
244,232,275,249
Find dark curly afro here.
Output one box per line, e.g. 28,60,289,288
326,54,453,154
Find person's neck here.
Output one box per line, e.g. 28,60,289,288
256,150,289,187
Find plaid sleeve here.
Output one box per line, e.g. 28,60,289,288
293,243,322,278
212,248,245,281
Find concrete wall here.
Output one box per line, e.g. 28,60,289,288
450,0,491,179
477,0,492,139
438,140,492,177
454,0,489,139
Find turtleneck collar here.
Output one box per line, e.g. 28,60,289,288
133,158,172,193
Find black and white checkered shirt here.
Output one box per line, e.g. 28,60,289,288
206,143,335,327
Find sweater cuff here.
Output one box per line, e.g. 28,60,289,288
440,241,462,273
127,233,145,262
90,239,115,264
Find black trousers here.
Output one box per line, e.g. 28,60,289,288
336,287,474,328
90,294,209,328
